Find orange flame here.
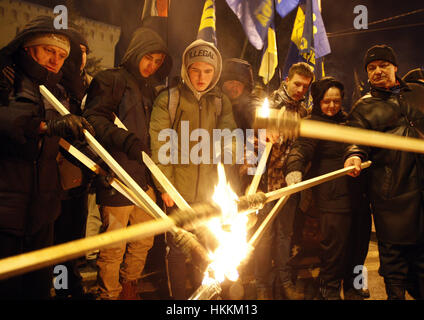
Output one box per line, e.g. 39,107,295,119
202,163,249,284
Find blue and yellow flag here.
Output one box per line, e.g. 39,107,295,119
259,22,278,84
226,0,274,50
275,0,300,19
282,0,330,80
197,0,218,46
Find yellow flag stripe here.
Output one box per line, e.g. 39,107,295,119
199,19,216,31
199,4,216,31
259,27,278,84
291,6,305,45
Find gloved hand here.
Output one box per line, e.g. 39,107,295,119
46,114,95,141
174,228,200,258
285,171,302,186
126,139,143,163
174,228,210,272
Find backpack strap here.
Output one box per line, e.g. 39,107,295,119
213,95,222,118
168,86,180,128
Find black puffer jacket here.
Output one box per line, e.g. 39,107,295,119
286,110,355,214
0,16,73,235
84,27,172,206
345,79,424,244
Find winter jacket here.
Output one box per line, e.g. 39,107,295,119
0,16,76,235
149,40,237,203
267,84,309,192
84,27,172,206
220,58,255,131
345,79,424,244
286,111,354,214
231,92,255,131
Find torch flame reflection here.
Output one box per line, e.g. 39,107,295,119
202,163,249,285
258,97,270,118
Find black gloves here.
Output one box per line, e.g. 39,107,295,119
46,114,95,141
126,139,143,163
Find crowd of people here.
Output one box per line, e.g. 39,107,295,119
0,15,423,300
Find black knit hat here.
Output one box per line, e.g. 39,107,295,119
310,76,344,108
221,58,254,92
364,44,397,70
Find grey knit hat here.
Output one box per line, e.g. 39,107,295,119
185,44,218,70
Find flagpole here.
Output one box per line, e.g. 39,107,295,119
240,37,248,59
273,0,280,86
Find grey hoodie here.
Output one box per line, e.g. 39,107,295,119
181,39,222,100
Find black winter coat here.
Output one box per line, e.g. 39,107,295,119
345,79,424,244
0,16,89,235
286,111,355,214
84,27,172,206
0,56,64,236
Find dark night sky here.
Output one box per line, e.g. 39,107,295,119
26,0,424,107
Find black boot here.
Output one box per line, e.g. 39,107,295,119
317,279,341,300
385,282,405,300
343,279,370,300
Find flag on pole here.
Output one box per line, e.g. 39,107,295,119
281,0,330,80
275,0,300,19
141,0,169,20
258,22,278,84
197,0,218,46
311,0,330,59
225,0,274,50
141,0,170,41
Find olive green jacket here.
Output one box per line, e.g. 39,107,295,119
150,82,237,203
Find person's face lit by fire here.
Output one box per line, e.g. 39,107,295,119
25,45,68,74
285,73,312,101
222,80,245,101
367,60,397,89
320,87,342,117
188,62,215,92
80,44,87,72
139,52,165,78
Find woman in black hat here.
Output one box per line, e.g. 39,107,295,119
285,77,371,300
